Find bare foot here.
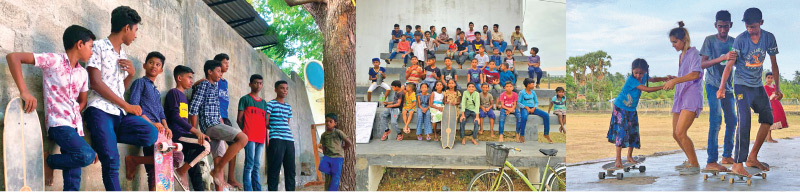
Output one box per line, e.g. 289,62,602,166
614,160,623,168
228,178,243,189
520,136,525,143
490,132,496,138
471,138,478,145
44,152,53,186
720,157,735,164
626,156,638,164
544,135,553,144
499,135,504,142
746,159,770,171
730,163,752,177
704,162,730,172
461,139,466,145
125,156,137,180
766,139,778,143
211,168,229,191
177,169,190,190
479,130,484,135
515,135,520,142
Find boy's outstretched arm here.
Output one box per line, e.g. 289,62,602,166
6,52,37,113
770,55,782,100
717,57,735,99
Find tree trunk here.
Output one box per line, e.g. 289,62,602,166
284,0,356,190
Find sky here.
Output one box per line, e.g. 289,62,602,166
567,0,800,77
525,0,567,75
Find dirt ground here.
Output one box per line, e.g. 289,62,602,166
377,168,532,191
566,113,800,164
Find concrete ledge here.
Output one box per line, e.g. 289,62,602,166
356,140,565,191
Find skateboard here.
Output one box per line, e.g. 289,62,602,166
3,97,45,191
724,163,769,186
154,133,182,191
598,156,646,180
441,104,458,149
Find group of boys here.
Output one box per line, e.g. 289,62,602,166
701,8,779,177
3,5,355,191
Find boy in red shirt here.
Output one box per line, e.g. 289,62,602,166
237,74,269,191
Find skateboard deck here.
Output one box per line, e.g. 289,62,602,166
598,156,646,180
724,163,768,186
154,133,182,191
3,97,45,191
441,104,458,149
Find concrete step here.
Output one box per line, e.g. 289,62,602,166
422,44,529,54
369,106,561,140
363,66,551,92
380,53,529,63
355,88,556,105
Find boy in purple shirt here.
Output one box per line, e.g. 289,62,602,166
164,65,212,190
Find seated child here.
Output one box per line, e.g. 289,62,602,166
548,87,567,134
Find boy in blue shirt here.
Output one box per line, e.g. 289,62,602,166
717,7,780,177
499,63,517,91
517,78,551,143
123,51,174,191
266,80,297,190
389,24,403,52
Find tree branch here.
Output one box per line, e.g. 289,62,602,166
284,0,327,6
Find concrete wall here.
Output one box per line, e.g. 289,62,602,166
355,0,524,86
0,0,316,190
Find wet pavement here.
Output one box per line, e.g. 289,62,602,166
567,138,800,191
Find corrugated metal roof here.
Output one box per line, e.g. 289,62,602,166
204,0,277,47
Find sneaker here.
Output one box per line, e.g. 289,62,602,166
675,161,690,170
397,134,404,141
679,166,700,175
381,131,390,141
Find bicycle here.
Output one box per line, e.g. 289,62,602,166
467,143,566,191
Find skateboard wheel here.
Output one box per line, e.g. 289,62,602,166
624,167,630,172
761,173,766,179
159,141,170,152
729,178,734,184
720,175,725,181
703,174,708,180
616,173,623,180
746,179,751,186
175,143,183,152
598,172,605,179
639,166,646,173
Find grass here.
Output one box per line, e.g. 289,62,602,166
377,168,532,191
566,113,800,164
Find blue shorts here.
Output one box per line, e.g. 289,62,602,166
479,108,496,119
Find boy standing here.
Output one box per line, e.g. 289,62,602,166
319,113,353,191
266,80,297,191
6,25,97,191
717,7,779,176
238,75,268,191
83,6,159,190
122,51,174,191
700,10,737,172
164,65,211,190
411,33,427,66
189,60,248,191
380,81,405,141
389,24,403,52
491,24,508,53
460,83,481,145
367,58,391,102
211,53,241,189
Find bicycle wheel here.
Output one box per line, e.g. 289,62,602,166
544,164,567,191
468,169,514,191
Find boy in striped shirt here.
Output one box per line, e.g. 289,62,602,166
266,80,296,191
